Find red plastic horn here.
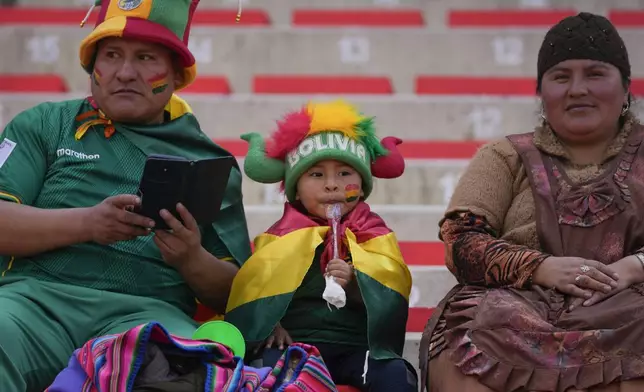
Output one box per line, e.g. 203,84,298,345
371,136,405,179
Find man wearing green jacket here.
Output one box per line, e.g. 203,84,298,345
0,0,251,390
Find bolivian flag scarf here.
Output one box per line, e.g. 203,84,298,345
225,201,412,360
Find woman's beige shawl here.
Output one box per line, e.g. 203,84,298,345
444,116,637,251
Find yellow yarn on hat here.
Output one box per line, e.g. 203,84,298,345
306,100,366,140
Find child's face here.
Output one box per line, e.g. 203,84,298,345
296,159,364,219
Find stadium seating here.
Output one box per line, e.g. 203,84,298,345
1,0,643,386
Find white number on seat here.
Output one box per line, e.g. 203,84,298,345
27,35,60,64
492,36,524,66
338,36,370,64
466,106,503,139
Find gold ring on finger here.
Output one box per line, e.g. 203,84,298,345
580,265,590,274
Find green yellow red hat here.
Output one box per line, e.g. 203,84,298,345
241,100,406,203
78,0,199,90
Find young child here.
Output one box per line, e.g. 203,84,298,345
225,100,417,391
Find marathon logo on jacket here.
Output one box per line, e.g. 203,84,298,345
56,148,100,160
286,133,367,168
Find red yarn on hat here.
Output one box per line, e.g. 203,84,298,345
371,136,405,179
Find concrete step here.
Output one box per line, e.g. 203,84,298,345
240,161,467,206
1,95,483,205
403,332,421,375
403,332,423,380
409,266,457,308
4,94,642,142
244,204,444,241
0,93,543,140
175,95,545,141
2,27,643,93
14,0,615,9
11,0,644,28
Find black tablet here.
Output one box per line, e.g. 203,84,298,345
135,154,235,230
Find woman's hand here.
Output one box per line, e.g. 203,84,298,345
264,323,293,351
568,255,643,310
532,256,619,300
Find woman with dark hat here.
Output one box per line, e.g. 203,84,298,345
419,12,643,392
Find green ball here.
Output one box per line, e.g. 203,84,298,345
192,320,246,358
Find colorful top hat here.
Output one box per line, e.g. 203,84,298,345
78,0,199,90
241,100,406,202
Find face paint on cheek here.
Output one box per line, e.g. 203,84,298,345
345,184,360,202
148,72,169,95
92,68,102,86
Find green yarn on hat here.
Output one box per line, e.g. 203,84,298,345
240,132,285,184
240,100,393,203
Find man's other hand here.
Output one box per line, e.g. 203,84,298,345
153,203,203,268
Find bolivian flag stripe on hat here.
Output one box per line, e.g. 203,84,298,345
79,0,198,90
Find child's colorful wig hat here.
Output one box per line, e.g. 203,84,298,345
78,0,199,90
241,100,406,202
